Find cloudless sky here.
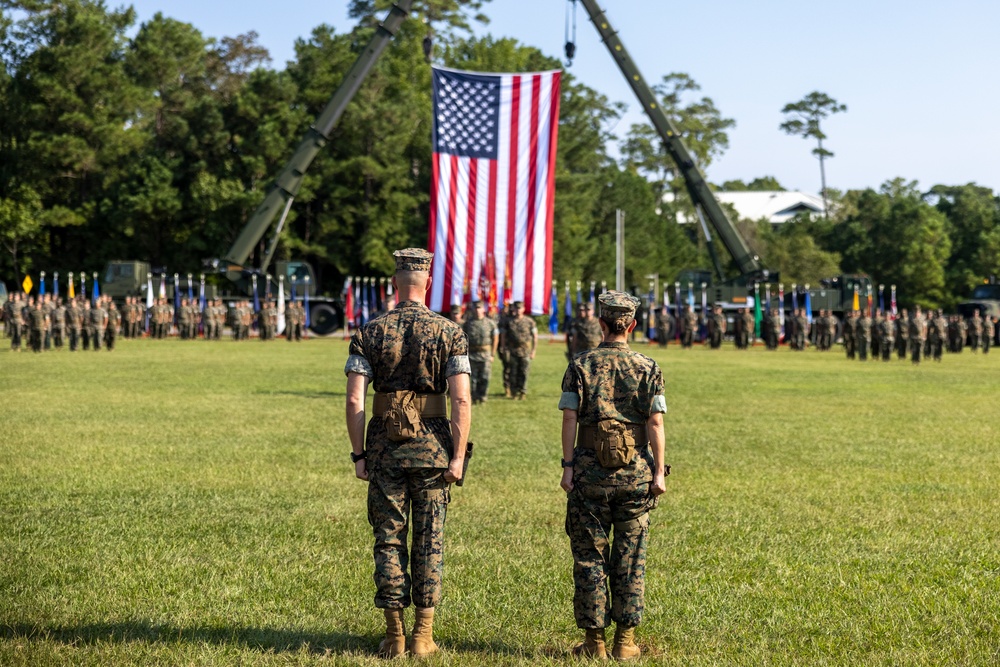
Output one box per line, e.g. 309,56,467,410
124,0,1000,194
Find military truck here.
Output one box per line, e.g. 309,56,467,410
957,281,1000,319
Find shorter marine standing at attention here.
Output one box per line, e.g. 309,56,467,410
501,300,537,400
559,291,667,661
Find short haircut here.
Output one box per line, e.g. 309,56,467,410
600,315,631,335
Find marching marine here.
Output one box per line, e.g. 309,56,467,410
501,300,537,400
567,301,603,359
462,300,498,404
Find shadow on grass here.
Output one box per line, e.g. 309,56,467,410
254,389,346,399
3,622,527,657
2,622,369,655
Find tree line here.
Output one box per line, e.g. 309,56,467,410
1,0,998,309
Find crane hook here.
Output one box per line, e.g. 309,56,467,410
564,0,578,66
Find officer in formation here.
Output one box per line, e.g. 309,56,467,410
344,248,470,658
707,305,726,349
735,307,754,349
286,299,307,342
654,306,675,348
567,301,603,359
843,310,858,359
761,308,780,350
878,311,895,361
856,309,872,360
790,308,810,351
908,306,928,364
680,305,697,348
462,299,498,404
559,290,667,660
500,300,537,400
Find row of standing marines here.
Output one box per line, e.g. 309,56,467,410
652,304,996,362
2,292,310,351
344,248,666,659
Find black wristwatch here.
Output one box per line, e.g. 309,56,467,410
561,458,574,468
351,451,367,463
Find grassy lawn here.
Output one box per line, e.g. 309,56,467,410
1,336,998,665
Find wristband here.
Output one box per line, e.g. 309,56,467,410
351,451,367,463
561,458,574,468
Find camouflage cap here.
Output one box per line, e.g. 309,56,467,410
512,300,524,308
598,290,640,325
470,299,483,307
393,248,433,272
450,303,463,313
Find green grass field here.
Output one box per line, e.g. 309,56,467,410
2,337,999,666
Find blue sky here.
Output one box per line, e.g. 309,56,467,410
124,0,1000,194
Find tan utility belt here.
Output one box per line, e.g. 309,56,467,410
577,422,647,450
373,392,448,419
470,345,493,353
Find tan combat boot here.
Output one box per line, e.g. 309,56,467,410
611,625,641,660
572,627,607,659
376,608,407,659
409,606,440,657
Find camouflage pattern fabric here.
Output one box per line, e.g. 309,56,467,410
566,481,655,629
504,314,536,357
347,300,469,469
463,316,495,401
368,467,450,609
560,341,666,630
569,317,603,356
346,298,469,613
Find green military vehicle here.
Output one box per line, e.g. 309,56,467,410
958,281,1000,319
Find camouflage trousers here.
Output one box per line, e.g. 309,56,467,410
368,466,451,609
508,355,531,395
566,481,656,629
469,358,492,401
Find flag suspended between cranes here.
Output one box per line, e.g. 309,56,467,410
428,66,561,315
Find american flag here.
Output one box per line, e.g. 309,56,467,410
428,66,561,315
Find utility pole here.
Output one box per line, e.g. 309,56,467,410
615,209,625,292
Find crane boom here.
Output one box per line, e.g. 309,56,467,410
218,0,414,275
576,0,763,278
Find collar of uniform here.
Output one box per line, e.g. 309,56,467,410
598,341,629,350
396,300,426,309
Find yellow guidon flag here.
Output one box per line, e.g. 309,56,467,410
852,285,860,311
69,278,75,298
22,275,33,295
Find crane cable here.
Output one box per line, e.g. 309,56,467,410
564,0,577,66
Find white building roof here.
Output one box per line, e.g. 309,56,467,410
667,190,825,224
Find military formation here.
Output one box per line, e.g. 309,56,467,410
3,291,312,349
644,302,997,364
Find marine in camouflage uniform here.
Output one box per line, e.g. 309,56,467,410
28,300,48,353
968,311,982,353
50,298,66,349
655,307,675,348
739,307,755,349
909,306,927,364
856,311,872,361
559,291,667,661
462,300,497,404
568,302,603,359
793,308,810,351
502,301,537,399
895,308,909,359
105,301,121,351
708,305,726,349
344,248,471,659
680,305,697,348
879,312,895,361
983,315,994,354
930,310,947,361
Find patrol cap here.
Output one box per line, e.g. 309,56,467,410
450,303,463,313
393,248,433,272
470,299,483,307
512,300,524,308
598,290,640,325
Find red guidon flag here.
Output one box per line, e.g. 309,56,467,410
428,66,561,315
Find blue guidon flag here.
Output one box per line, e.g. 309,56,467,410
428,66,561,316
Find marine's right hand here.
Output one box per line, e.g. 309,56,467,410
355,459,369,482
651,472,667,496
560,468,574,494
